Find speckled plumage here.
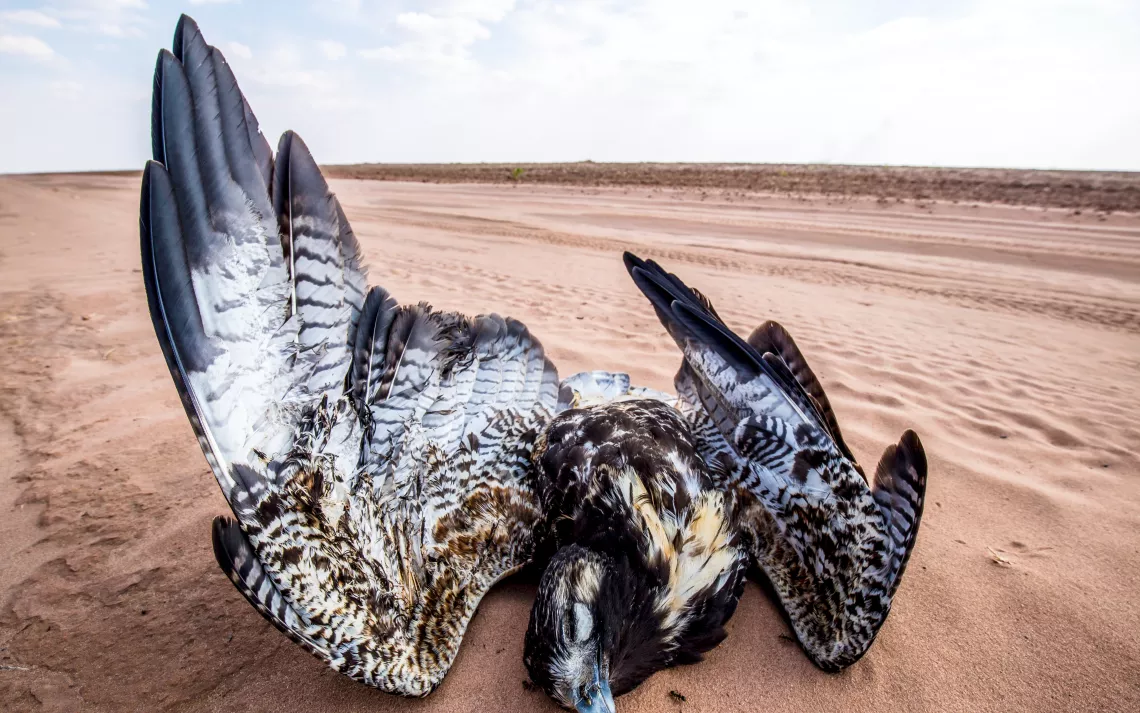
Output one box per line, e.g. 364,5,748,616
623,253,928,672
525,398,747,708
142,16,558,696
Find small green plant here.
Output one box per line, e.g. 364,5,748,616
508,167,525,183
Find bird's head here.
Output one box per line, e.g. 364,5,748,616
524,544,672,712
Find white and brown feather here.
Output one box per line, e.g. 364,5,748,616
526,398,747,701
142,15,557,696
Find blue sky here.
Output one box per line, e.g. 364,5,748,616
1,0,1138,173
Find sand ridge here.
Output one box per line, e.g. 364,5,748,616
324,162,1140,213
0,173,1138,711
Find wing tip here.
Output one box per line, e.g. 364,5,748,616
273,129,330,217
873,429,929,565
209,516,329,660
881,429,928,495
622,250,645,273
276,129,306,169
172,14,201,62
139,160,163,249
898,429,926,479
211,515,240,576
746,320,784,351
621,253,755,370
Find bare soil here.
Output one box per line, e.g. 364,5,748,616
1,173,1139,712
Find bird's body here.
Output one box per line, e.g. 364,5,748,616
141,17,749,702
525,398,747,708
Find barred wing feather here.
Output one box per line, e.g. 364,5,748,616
622,252,927,672
142,15,558,696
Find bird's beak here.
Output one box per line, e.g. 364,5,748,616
574,661,616,713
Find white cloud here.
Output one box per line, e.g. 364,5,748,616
49,80,83,98
0,10,62,28
324,0,361,17
318,40,346,60
360,0,1133,169
93,22,140,37
357,46,397,61
358,6,505,71
43,0,148,37
189,0,241,5
426,0,517,23
235,41,346,96
0,34,55,61
225,41,252,59
1,67,148,173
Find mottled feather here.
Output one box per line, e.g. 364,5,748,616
526,399,747,704
142,15,558,696
622,251,928,671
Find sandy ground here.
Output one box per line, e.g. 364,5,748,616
1,173,1138,712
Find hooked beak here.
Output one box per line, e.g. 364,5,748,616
573,660,615,713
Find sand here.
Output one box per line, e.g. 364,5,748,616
1,172,1138,712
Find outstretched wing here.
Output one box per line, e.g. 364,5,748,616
622,252,927,671
143,15,557,696
143,18,330,499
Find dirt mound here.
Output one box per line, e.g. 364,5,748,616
326,162,1140,213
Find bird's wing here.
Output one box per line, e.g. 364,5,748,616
143,15,557,695
622,251,926,671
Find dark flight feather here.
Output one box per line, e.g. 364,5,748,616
211,517,324,657
748,320,858,465
871,430,928,599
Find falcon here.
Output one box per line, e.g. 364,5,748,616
622,253,929,672
141,15,748,704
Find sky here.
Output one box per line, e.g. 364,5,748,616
1,0,1138,173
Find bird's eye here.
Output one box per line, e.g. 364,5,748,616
572,602,593,643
